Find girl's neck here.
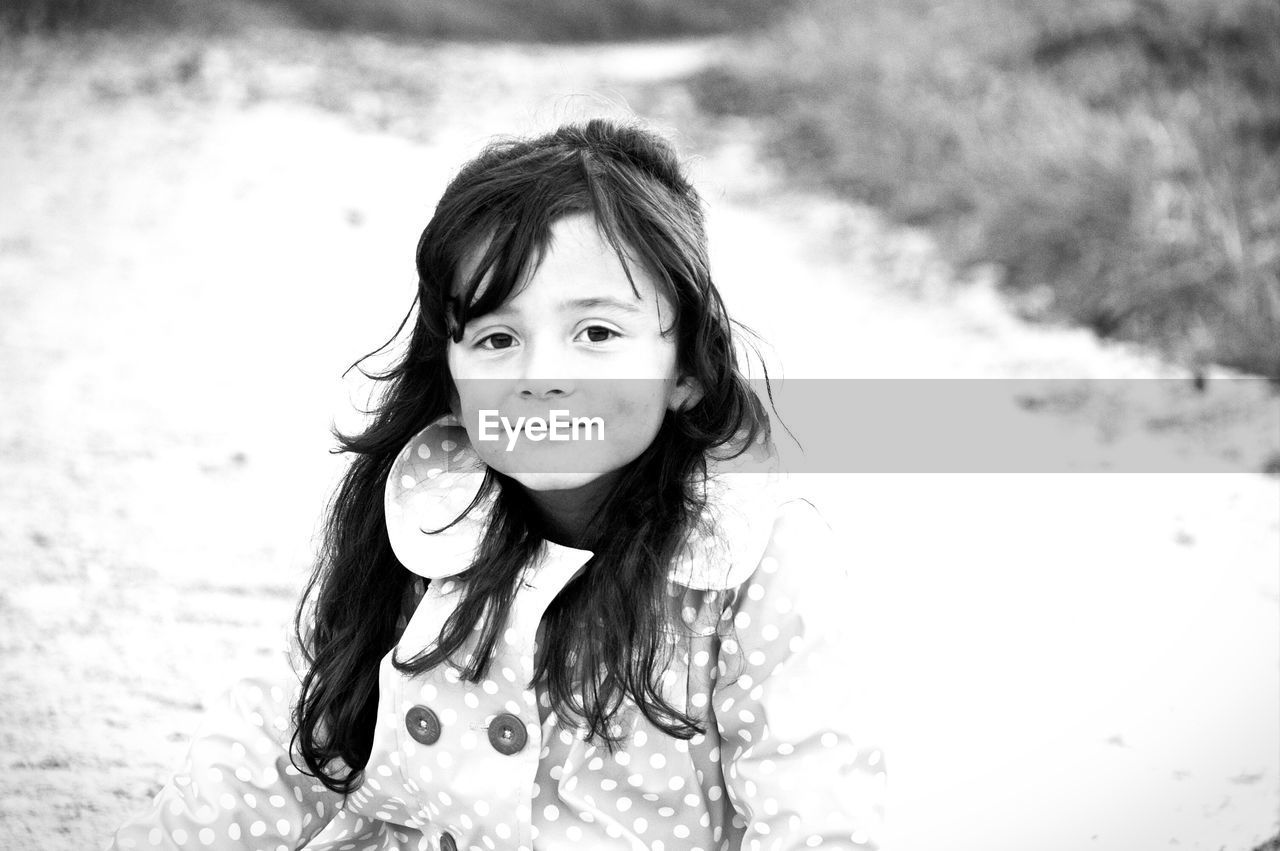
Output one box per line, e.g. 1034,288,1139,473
521,470,621,550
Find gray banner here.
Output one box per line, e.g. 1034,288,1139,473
445,378,1279,473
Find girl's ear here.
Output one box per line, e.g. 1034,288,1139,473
669,374,704,412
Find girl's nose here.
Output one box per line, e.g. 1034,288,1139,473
518,383,568,400
516,340,574,400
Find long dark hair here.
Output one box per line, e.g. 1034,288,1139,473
291,118,771,794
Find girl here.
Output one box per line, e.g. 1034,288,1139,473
109,119,885,851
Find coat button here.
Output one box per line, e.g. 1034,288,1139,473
487,712,527,755
406,705,441,745
440,832,457,851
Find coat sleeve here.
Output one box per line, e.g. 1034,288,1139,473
712,498,888,850
106,631,346,850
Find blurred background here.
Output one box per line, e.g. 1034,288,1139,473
1,0,1277,849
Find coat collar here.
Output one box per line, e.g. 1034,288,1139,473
384,414,785,591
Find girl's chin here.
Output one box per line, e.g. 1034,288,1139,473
504,471,612,493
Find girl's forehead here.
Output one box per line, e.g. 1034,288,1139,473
454,214,671,313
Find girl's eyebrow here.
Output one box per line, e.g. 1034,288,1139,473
559,296,644,314
479,295,644,321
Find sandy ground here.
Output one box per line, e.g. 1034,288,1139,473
0,27,1277,851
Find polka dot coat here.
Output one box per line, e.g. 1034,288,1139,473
108,419,886,850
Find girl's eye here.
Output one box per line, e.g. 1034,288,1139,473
476,332,516,350
578,325,618,344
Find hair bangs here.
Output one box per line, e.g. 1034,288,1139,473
576,155,693,337
448,205,554,342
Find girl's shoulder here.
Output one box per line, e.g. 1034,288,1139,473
671,468,842,594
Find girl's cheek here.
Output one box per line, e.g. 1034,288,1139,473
609,393,666,436
446,346,474,381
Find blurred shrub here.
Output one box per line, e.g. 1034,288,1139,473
0,0,254,32
693,0,1280,377
4,0,169,31
255,0,780,40
0,0,784,38
1254,832,1280,851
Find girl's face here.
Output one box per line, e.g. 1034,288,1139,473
447,213,701,493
